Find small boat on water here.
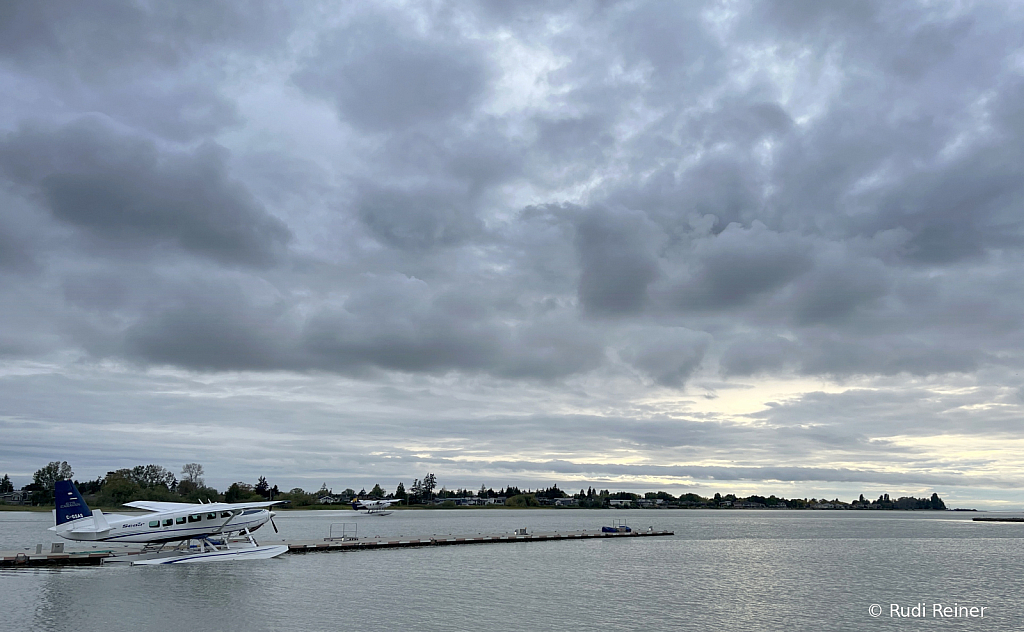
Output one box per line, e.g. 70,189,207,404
601,519,631,533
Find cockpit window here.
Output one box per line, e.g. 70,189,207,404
242,509,263,515
220,511,231,518
149,520,160,528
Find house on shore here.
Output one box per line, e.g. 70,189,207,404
0,489,32,505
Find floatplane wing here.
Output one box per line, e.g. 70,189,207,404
125,500,283,512
124,501,195,512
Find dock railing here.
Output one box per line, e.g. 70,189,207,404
327,522,358,541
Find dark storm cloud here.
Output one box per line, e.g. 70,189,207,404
0,117,291,266
293,11,490,132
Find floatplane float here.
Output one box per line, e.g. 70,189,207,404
50,480,288,565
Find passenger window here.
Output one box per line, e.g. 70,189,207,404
220,511,231,518
176,517,186,524
163,518,173,527
188,514,202,523
149,520,160,528
207,513,217,520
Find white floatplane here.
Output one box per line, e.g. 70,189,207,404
50,480,288,564
351,498,400,516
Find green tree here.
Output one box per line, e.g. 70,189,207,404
101,477,141,505
394,482,407,499
422,473,437,501
506,494,540,507
254,476,270,499
930,492,946,510
32,461,73,504
369,483,386,498
0,474,12,494
34,461,73,489
129,465,176,489
185,486,219,503
284,487,315,506
225,483,243,503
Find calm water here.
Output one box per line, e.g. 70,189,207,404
2,509,1022,631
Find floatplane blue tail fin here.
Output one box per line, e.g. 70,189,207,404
55,479,92,525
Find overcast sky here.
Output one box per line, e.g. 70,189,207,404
2,1,1024,507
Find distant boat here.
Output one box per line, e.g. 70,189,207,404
602,519,631,533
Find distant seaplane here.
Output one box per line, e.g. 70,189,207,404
50,480,288,564
351,498,401,515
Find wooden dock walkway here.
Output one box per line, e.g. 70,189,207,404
1,528,673,567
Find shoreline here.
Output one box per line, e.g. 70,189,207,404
1,503,977,513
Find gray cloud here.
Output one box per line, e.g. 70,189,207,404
1,1,1024,502
620,328,711,388
720,335,798,377
481,459,1010,489
0,117,291,266
790,257,889,325
293,11,490,132
670,222,813,311
355,181,482,251
0,1,290,141
575,207,661,316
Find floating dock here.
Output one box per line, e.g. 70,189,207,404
1,528,673,567
972,517,1024,522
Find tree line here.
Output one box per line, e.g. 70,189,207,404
1,462,948,511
